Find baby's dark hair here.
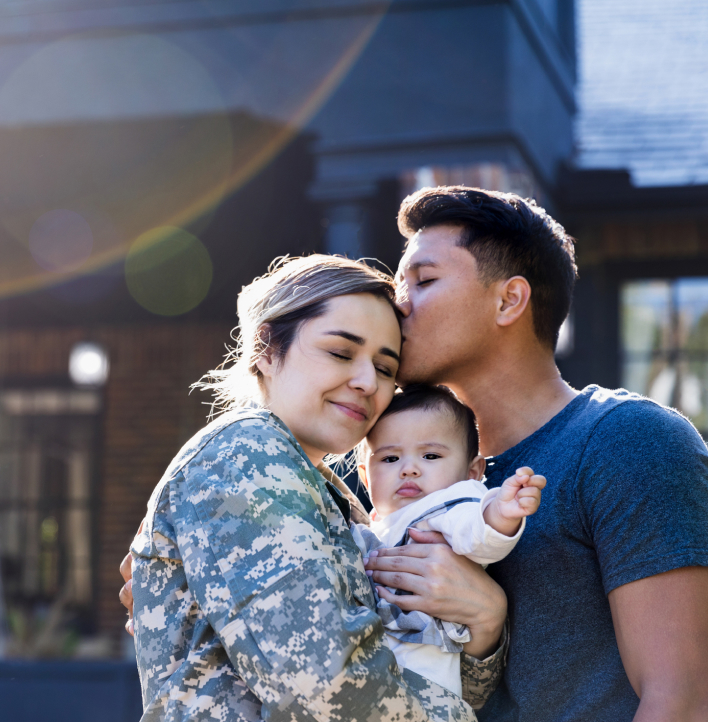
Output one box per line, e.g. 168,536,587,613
377,384,479,461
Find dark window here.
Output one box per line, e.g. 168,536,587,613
0,389,101,638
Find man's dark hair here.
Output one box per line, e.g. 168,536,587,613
398,186,577,349
379,384,479,462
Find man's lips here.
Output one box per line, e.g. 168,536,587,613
396,481,422,497
330,401,368,422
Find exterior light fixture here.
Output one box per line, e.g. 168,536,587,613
69,342,109,387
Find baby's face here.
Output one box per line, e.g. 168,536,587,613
363,407,474,518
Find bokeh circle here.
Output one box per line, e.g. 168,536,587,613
125,226,213,316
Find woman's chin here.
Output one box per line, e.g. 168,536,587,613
316,432,364,459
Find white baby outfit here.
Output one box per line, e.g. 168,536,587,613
350,478,524,696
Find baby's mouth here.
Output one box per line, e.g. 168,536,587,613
396,482,422,498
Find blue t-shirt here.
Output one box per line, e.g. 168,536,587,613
478,385,708,722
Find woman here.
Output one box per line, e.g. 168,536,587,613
126,255,507,721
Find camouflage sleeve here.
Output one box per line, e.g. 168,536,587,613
171,417,477,722
460,621,508,710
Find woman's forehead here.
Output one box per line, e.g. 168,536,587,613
307,294,401,345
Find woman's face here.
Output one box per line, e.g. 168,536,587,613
258,293,401,465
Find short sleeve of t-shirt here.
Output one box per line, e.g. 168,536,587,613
575,398,708,594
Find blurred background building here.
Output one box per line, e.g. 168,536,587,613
0,1,706,719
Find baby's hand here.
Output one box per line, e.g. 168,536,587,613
483,467,547,537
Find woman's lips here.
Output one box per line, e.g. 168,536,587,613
396,482,422,497
330,401,368,422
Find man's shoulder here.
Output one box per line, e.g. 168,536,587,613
580,385,701,444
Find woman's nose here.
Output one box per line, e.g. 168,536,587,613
349,362,377,395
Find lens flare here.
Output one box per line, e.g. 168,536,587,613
28,209,93,272
0,6,390,301
125,226,213,316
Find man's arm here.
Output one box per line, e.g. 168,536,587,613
609,566,708,722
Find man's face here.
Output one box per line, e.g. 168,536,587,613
395,224,499,385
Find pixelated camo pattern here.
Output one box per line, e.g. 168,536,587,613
131,408,504,721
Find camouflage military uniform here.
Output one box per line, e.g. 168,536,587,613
131,408,506,721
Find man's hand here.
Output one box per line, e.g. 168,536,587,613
119,552,135,636
364,528,507,659
609,566,708,722
484,466,546,537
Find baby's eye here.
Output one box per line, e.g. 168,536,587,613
422,453,442,460
381,455,399,463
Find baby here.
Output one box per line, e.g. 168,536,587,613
349,384,546,697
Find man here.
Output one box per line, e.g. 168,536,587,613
365,186,708,721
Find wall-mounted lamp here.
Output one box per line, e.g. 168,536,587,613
69,342,109,387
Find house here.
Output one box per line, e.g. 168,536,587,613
2,0,705,716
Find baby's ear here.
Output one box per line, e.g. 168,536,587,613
357,464,369,489
468,455,486,481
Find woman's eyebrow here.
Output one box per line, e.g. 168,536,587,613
379,347,400,362
324,330,364,345
324,331,400,362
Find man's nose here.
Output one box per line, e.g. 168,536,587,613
396,298,412,318
395,285,412,317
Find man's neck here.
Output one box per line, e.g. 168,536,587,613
447,348,578,457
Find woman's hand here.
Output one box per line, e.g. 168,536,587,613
119,551,135,636
364,528,507,659
119,519,144,636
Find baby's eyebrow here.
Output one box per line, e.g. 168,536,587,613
371,441,451,454
371,444,403,454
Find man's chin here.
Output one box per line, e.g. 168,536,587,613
395,360,437,387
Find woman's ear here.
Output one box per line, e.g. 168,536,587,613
254,325,276,378
468,455,486,481
357,463,369,489
496,276,531,328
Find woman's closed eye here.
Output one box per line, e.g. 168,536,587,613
329,351,352,361
417,278,435,287
330,351,394,378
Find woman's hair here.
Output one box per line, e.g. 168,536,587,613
199,255,397,412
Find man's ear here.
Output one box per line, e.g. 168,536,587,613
496,276,531,328
358,463,369,489
468,455,486,481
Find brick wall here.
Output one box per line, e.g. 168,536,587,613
0,322,233,648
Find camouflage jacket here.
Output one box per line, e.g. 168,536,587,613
131,408,506,721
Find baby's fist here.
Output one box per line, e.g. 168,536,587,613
483,467,547,536
503,467,546,515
